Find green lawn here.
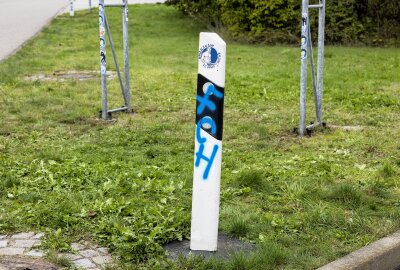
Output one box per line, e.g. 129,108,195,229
0,4,399,270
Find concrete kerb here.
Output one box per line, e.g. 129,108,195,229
318,230,400,270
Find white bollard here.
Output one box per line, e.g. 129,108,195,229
190,32,226,252
69,0,75,16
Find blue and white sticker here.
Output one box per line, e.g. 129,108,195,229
301,35,307,46
100,38,105,48
198,44,221,69
301,49,307,60
302,13,308,33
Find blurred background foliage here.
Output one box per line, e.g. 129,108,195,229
166,0,400,46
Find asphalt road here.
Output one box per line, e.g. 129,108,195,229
0,0,165,61
0,0,68,61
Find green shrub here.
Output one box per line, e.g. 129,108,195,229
166,0,400,45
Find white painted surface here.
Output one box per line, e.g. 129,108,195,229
197,32,226,88
191,32,226,251
191,130,223,251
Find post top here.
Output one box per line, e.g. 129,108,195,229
200,32,226,46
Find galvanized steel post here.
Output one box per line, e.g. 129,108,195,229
123,0,131,112
69,0,75,16
299,0,309,136
316,0,325,124
99,0,108,119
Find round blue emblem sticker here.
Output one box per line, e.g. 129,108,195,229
199,44,221,69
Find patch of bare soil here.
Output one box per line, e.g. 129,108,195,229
25,70,117,82
330,125,365,131
0,257,58,270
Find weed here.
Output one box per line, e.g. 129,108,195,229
379,162,397,178
228,251,249,270
46,250,72,267
327,183,364,207
253,241,288,268
234,169,265,190
41,228,72,253
228,215,250,238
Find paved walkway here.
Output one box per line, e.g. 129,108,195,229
0,232,113,269
65,0,166,13
0,0,166,62
0,0,68,61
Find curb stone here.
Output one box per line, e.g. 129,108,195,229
318,230,400,270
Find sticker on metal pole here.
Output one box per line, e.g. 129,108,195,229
190,32,226,252
99,0,108,119
69,0,75,17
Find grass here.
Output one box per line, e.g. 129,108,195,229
0,3,399,270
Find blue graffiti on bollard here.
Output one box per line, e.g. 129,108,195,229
195,81,224,180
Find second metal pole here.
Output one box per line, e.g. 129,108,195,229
299,0,309,136
70,0,75,16
123,0,131,112
99,0,108,119
316,0,325,124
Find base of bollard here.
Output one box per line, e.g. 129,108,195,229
164,232,254,262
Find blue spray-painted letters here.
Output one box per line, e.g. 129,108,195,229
195,143,219,180
195,82,223,180
196,84,223,114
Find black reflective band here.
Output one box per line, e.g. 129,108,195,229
195,73,224,141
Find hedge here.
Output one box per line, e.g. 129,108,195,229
165,0,400,46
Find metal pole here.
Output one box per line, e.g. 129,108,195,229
299,0,309,136
123,0,131,111
104,15,128,104
308,23,318,119
316,0,325,124
69,0,75,16
99,0,108,119
89,0,92,13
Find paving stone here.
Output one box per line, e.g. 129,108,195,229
97,247,109,254
26,249,45,257
0,247,25,255
33,232,45,239
0,241,7,248
79,249,100,258
14,239,38,248
73,258,96,268
71,242,86,251
92,255,113,265
11,232,35,239
63,252,83,260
